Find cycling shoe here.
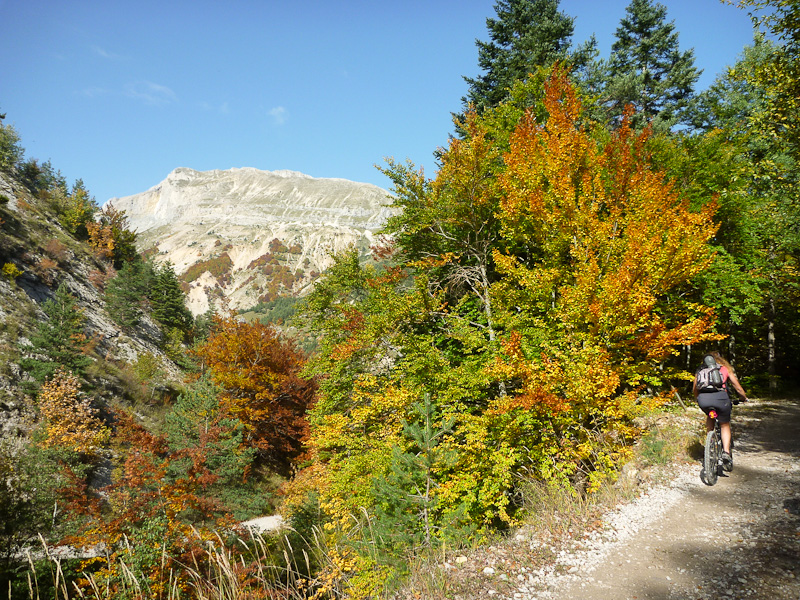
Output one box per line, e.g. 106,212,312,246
722,452,733,472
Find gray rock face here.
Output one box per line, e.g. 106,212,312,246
107,167,394,315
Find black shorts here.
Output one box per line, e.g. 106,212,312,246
697,390,732,423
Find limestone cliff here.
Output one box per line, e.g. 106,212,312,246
107,167,393,315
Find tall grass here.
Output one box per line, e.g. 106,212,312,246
17,524,377,600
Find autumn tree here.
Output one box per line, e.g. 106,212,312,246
380,111,507,373
735,0,800,157
490,73,721,476
87,203,138,268
58,179,97,239
37,369,109,457
293,69,723,562
61,409,234,595
194,314,315,472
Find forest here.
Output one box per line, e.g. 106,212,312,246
0,0,798,598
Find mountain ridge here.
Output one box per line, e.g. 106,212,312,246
107,167,395,315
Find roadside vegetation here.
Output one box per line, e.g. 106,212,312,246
0,0,798,597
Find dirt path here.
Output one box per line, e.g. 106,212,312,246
541,397,800,600
443,398,800,600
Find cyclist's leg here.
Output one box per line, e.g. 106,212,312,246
720,422,732,454
705,414,715,433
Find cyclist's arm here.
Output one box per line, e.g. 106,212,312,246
727,370,748,401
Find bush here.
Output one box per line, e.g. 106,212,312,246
1,262,22,281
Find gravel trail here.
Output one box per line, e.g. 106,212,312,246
448,397,800,600
539,397,800,600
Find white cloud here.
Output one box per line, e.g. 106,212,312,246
269,106,287,125
92,45,123,60
125,81,177,106
80,86,111,98
200,101,231,114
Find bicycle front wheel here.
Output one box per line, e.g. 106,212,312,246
703,430,719,486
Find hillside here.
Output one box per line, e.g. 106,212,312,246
0,170,181,437
0,153,319,593
107,167,393,315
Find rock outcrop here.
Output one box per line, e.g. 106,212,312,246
107,167,394,314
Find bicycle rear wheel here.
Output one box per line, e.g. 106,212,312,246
703,429,719,486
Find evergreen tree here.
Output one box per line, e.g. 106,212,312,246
20,283,92,383
162,376,263,517
192,302,216,345
372,396,462,552
148,261,193,338
605,0,700,129
105,259,149,330
0,112,24,174
463,0,594,114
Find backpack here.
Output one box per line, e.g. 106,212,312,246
695,355,725,392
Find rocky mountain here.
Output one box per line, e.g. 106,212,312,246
107,167,394,315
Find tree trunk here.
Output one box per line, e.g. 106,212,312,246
768,294,777,394
478,263,507,397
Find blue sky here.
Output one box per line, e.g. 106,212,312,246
1,1,756,205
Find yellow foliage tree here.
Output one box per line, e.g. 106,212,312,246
38,369,109,457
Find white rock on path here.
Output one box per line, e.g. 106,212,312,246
241,515,284,532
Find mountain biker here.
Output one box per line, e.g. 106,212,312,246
693,351,748,470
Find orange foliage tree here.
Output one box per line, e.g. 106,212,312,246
86,203,138,268
484,69,723,486
290,68,725,564
61,409,236,595
194,313,316,471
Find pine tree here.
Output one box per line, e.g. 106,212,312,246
605,0,700,129
148,261,192,337
20,283,92,383
0,112,24,174
463,0,594,114
105,259,149,329
371,395,460,551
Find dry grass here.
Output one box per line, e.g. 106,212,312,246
19,526,356,600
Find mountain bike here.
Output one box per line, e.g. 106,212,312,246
701,408,730,486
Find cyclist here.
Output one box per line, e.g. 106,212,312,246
693,351,748,470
